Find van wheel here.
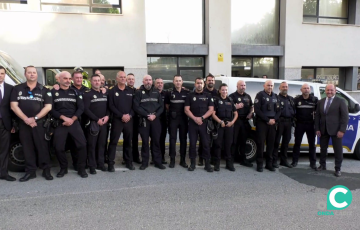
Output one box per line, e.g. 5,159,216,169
354,140,360,160
238,133,257,163
8,141,25,172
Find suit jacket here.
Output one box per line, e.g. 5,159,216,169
0,83,14,131
315,96,349,136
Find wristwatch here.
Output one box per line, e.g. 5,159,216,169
34,116,38,121
201,116,204,121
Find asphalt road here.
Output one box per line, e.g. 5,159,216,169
0,149,359,230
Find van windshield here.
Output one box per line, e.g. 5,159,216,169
0,51,26,85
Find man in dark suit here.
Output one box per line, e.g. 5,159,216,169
0,66,16,181
315,84,349,177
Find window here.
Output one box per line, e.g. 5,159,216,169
145,0,203,44
232,57,278,78
301,67,339,85
41,0,121,14
357,68,360,90
231,0,279,45
0,0,28,11
303,0,348,24
147,56,204,82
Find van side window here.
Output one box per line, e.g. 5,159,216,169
244,82,264,99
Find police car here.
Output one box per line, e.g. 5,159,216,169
217,76,360,162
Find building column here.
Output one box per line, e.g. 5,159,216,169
338,67,359,91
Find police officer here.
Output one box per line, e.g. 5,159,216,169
153,78,168,164
254,80,281,172
291,83,318,169
212,83,238,171
83,74,110,174
107,71,135,171
51,71,88,178
185,77,214,172
10,66,53,181
133,75,165,170
229,80,254,167
272,82,295,168
126,73,141,164
166,75,190,168
198,73,217,166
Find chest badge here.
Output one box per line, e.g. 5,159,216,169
238,98,241,101
18,91,22,96
47,92,52,97
219,101,223,104
79,95,83,99
266,98,269,101
193,97,196,101
93,95,97,99
281,102,284,105
173,94,175,99
55,92,59,96
142,91,145,94
211,98,214,102
298,102,301,105
115,92,119,96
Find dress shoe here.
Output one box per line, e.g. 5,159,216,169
265,165,276,172
280,161,293,168
214,160,220,171
162,159,167,164
179,156,188,168
56,168,68,178
133,159,142,164
126,163,135,170
204,159,214,173
310,164,317,170
272,163,279,168
89,167,97,175
188,159,196,171
139,165,148,170
169,157,175,168
198,157,204,166
226,160,235,172
0,175,16,182
316,165,326,171
257,167,263,172
291,162,298,167
108,165,115,172
155,164,166,170
97,165,107,172
42,168,53,180
240,160,253,167
19,173,36,182
78,170,88,178
334,170,341,177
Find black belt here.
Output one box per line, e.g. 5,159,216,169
279,117,292,122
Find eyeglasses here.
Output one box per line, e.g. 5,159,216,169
28,91,33,99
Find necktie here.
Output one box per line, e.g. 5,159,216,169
325,97,332,114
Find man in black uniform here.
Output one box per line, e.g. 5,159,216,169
198,73,218,166
126,73,141,164
272,82,295,168
107,71,135,171
0,66,16,182
185,77,214,172
154,78,167,164
51,71,88,178
291,83,318,169
10,66,53,181
166,75,190,168
83,74,110,174
254,80,281,172
133,75,165,170
229,80,253,167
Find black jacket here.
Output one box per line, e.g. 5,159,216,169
133,85,164,118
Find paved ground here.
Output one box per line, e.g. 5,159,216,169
0,149,359,230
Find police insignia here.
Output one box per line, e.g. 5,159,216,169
298,102,301,105
79,95,83,99
19,91,22,96
193,97,196,101
142,91,145,94
281,102,284,105
266,98,269,101
55,92,59,96
47,92,52,97
211,98,214,102
93,95,97,99
173,95,175,98
239,98,241,101
115,92,119,96
254,99,259,103
219,101,223,104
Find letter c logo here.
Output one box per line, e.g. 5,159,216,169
327,185,352,210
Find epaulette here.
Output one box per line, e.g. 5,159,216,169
109,86,114,90
84,89,91,93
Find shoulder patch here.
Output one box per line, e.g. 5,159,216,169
254,99,259,103
47,92,52,97
79,95,83,99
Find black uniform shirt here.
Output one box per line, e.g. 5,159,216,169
70,84,88,96
294,94,318,122
165,87,190,115
204,87,218,98
254,90,281,122
83,88,109,121
278,94,295,118
214,96,236,121
133,85,164,118
185,91,214,117
229,91,253,117
159,90,167,120
10,82,52,117
51,87,84,119
108,85,134,119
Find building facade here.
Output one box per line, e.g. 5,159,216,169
0,0,359,93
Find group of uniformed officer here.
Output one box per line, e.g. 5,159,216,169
0,65,322,182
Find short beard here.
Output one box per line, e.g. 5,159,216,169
144,84,152,90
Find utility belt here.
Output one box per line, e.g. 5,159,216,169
279,117,292,122
138,113,155,128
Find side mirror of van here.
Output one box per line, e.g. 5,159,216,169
355,104,360,113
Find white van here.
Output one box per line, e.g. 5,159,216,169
216,77,360,162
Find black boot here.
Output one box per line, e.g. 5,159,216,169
78,169,88,178
226,160,235,172
198,157,204,166
239,155,253,167
42,168,53,180
169,157,175,168
214,160,220,171
179,156,188,168
204,159,214,172
188,159,196,171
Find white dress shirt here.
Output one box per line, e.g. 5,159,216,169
0,82,4,99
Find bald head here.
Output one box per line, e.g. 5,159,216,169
263,80,274,94
325,84,336,98
143,75,153,90
300,83,311,97
59,71,72,89
236,80,246,94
